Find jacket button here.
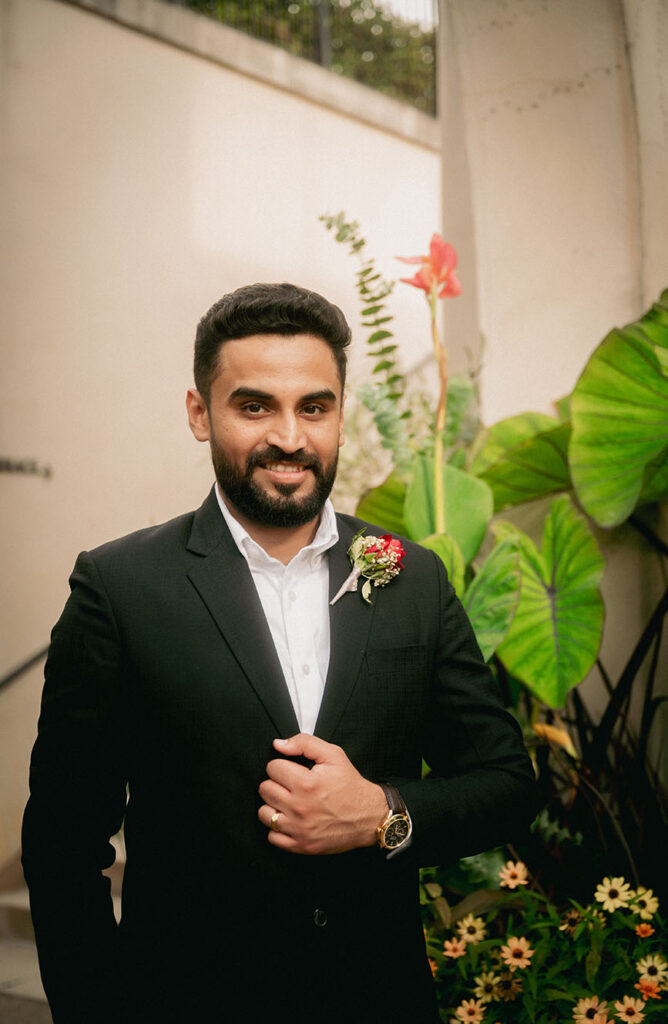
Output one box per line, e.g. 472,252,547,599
313,908,327,927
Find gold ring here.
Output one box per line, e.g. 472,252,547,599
270,811,281,832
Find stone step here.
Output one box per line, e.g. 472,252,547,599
0,939,46,1004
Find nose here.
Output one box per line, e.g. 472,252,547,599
265,413,307,454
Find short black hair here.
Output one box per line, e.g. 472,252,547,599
194,282,351,403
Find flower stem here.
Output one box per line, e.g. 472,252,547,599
431,292,448,534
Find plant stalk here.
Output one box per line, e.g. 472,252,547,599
431,292,448,534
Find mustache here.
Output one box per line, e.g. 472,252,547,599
246,446,321,472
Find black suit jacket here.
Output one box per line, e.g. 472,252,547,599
22,488,536,1023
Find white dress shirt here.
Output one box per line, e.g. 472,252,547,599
215,486,339,735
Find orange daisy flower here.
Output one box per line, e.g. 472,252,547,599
500,935,534,971
633,979,661,1001
635,923,655,938
614,996,646,1022
443,936,468,959
498,860,529,889
496,970,523,1001
428,957,438,977
454,998,485,1023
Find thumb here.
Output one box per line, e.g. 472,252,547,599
273,733,339,764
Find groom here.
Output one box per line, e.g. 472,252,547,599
23,283,536,1023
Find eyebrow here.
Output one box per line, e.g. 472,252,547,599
229,387,338,404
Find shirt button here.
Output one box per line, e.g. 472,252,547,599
288,591,296,602
302,664,310,676
313,908,327,927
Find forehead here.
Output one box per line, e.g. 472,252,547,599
214,333,341,393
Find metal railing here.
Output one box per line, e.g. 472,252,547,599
0,647,48,691
172,0,438,114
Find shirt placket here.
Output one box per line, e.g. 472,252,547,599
283,562,322,735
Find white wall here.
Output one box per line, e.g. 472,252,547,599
441,0,657,424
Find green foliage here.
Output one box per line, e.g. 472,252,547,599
323,211,667,894
404,457,494,562
569,291,668,527
470,414,571,513
422,862,667,1023
494,496,605,707
462,537,521,663
184,0,437,114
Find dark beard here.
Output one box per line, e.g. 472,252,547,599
211,441,338,528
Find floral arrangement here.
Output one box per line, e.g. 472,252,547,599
330,529,405,605
424,860,666,1023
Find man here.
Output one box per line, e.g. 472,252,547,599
23,283,536,1023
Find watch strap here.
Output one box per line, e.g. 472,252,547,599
378,781,407,816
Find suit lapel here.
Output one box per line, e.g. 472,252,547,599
186,489,299,738
315,517,375,741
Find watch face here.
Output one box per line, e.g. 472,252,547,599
384,816,410,848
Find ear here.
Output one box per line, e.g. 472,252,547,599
186,388,211,442
338,392,346,448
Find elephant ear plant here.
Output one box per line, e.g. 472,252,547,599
322,213,668,900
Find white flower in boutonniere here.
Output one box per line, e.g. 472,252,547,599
330,529,406,606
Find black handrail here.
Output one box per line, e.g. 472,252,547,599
0,647,49,691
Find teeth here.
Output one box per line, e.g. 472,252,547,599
264,462,306,473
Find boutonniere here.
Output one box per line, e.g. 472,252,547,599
330,529,406,606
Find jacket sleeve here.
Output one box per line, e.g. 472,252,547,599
22,551,128,1023
388,550,538,868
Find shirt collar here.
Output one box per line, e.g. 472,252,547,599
215,483,339,568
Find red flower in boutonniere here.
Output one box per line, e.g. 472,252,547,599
330,529,406,606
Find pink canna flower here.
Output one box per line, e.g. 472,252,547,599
397,233,462,299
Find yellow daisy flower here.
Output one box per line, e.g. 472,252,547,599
630,887,659,920
636,953,668,985
456,913,487,945
472,971,501,1003
594,876,632,912
573,995,609,1022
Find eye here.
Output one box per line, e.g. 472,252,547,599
241,402,268,415
301,403,325,416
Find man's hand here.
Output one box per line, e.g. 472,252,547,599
258,734,388,855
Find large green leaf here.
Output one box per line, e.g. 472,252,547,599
355,472,408,535
462,537,521,661
403,456,493,561
495,496,605,707
569,292,668,527
470,413,571,512
639,451,668,505
419,533,466,599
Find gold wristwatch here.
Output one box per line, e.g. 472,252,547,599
376,782,412,852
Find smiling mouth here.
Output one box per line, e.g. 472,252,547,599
262,461,310,474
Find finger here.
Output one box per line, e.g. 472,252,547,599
264,757,311,790
258,778,289,808
274,733,342,764
266,829,302,853
257,803,293,836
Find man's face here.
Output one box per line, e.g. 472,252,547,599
187,333,344,529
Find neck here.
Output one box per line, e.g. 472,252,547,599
221,495,320,564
